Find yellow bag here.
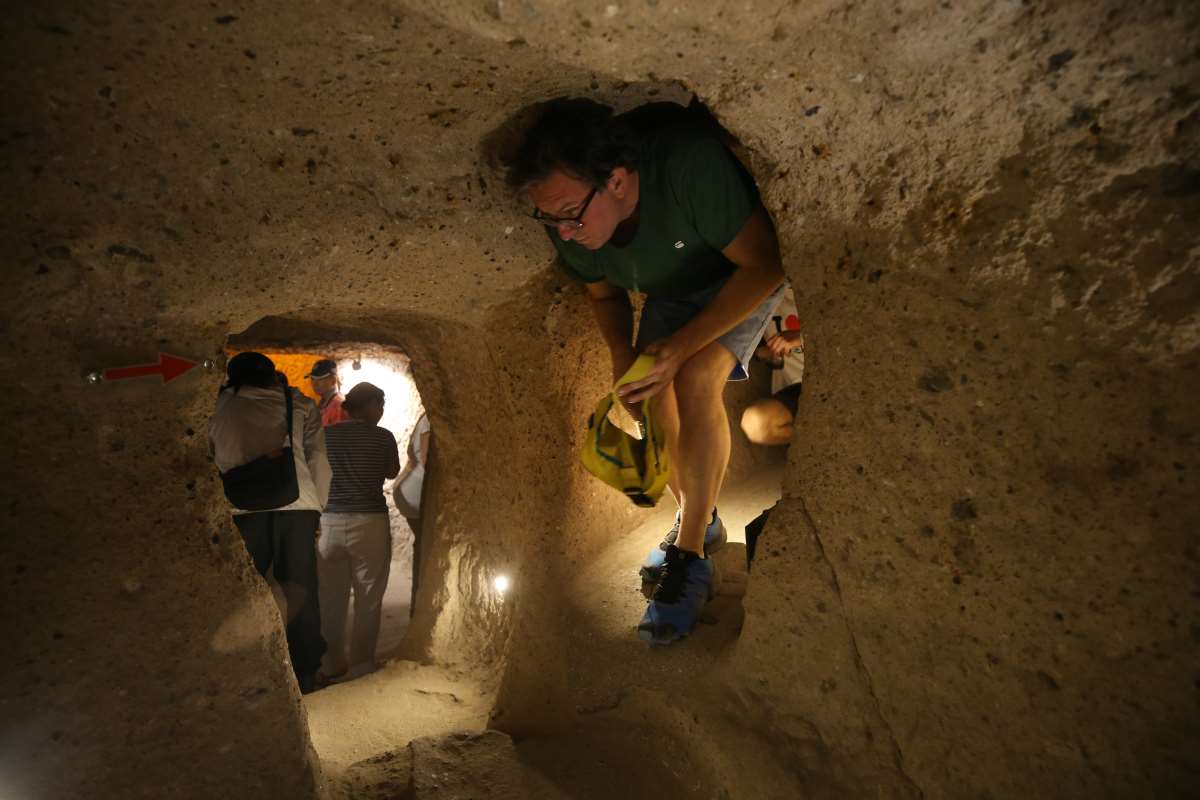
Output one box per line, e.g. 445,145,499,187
580,355,670,507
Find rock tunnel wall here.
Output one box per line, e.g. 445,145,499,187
2,0,1197,798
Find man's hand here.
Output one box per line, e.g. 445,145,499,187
617,337,688,404
610,347,638,385
764,329,803,360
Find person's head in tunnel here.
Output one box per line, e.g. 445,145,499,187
223,351,278,394
307,358,350,427
307,358,339,398
505,94,787,648
506,97,641,250
342,382,386,426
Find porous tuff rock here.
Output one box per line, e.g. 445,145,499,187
1,1,1197,798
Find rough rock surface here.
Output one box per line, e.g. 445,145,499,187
1,1,1197,798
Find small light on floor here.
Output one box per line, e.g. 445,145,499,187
493,575,510,594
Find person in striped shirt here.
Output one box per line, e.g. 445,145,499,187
316,382,400,682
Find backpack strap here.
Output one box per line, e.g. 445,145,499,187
283,384,294,447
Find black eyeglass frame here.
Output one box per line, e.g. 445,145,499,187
529,186,599,229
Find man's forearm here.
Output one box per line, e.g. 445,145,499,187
673,263,784,359
588,292,636,368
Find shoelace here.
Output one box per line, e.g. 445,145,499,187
653,551,691,603
660,509,716,551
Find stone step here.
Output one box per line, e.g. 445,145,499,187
343,730,572,800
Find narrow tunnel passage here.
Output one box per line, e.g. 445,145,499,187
219,323,504,775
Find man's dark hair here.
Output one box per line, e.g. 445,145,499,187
504,97,640,190
343,381,385,414
222,351,279,394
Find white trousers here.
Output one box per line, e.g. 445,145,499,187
317,512,391,676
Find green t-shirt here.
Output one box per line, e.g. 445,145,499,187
549,110,759,299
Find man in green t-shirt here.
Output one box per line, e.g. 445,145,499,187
506,98,786,645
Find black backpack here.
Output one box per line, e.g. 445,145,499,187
219,384,300,510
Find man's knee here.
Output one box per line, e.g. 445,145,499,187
740,401,772,444
741,399,793,445
674,344,734,404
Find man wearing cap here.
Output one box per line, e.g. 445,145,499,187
307,358,351,427
506,98,787,645
209,352,332,693
316,382,401,683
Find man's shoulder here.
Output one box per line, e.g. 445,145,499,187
325,418,362,433
617,101,696,136
322,421,358,448
616,103,726,183
325,423,397,455
290,388,317,410
654,125,730,173
324,420,392,437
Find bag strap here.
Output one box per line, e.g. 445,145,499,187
283,384,295,447
612,355,657,435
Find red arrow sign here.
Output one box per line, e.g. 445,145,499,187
102,353,200,384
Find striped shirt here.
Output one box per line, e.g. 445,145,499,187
324,420,400,514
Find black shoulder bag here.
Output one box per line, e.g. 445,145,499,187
219,386,301,510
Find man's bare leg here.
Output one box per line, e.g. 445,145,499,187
654,383,684,511
669,342,736,556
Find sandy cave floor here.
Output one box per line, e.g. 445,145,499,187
305,659,493,776
305,458,786,797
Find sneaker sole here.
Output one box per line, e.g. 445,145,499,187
637,621,686,645
636,578,718,645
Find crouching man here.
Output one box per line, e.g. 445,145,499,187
506,98,786,644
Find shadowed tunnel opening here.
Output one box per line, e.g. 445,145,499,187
223,337,427,666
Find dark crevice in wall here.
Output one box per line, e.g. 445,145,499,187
793,494,925,797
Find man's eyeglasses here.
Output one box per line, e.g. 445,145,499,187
530,187,598,229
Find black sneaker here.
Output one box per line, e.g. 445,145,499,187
638,509,727,584
637,545,715,645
